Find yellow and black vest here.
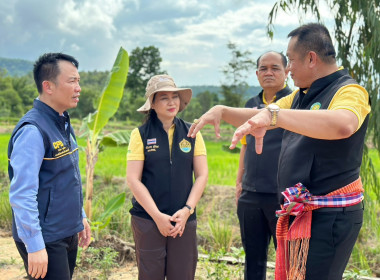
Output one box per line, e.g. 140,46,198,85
130,111,196,221
278,69,369,195
242,86,292,193
8,99,84,243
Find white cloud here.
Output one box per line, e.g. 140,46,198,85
70,43,81,52
162,60,210,70
0,0,337,85
174,0,208,11
5,15,13,24
143,1,291,85
57,0,124,38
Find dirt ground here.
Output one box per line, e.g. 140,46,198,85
0,229,271,280
0,184,276,280
0,229,140,280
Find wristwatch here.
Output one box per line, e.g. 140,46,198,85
266,103,280,126
184,204,194,215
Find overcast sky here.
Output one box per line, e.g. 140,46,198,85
0,0,333,86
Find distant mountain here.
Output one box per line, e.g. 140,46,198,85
185,85,262,99
0,57,34,76
0,58,263,100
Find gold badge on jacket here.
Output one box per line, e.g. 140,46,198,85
179,139,191,153
52,140,70,157
310,102,321,110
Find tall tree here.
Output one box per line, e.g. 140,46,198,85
197,90,220,115
126,46,165,98
267,0,380,273
0,88,23,117
69,87,99,119
220,42,255,107
12,75,37,112
0,74,24,117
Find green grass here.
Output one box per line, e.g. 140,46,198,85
0,134,11,171
205,141,240,186
1,132,240,188
369,148,380,177
76,137,240,186
76,138,128,180
1,133,379,187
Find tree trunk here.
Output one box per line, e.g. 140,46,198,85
85,138,98,220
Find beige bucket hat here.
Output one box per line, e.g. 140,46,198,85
137,74,192,113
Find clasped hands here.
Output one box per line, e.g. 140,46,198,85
154,208,191,238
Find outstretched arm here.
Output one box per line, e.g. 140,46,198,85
230,108,360,154
188,105,261,138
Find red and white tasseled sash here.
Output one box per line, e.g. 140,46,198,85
275,178,364,280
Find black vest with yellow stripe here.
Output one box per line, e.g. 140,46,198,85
130,111,196,221
278,69,369,195
242,86,292,193
8,99,84,243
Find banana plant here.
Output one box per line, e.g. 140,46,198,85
91,192,126,241
83,47,129,220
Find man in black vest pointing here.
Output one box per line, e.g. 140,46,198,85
188,23,370,280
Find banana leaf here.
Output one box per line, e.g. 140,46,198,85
97,192,126,223
88,47,129,143
100,130,130,147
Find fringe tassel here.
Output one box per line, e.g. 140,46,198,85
275,178,363,280
288,238,310,280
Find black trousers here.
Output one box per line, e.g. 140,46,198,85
304,204,364,280
237,191,280,280
15,234,78,280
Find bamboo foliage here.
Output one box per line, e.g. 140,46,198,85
84,47,129,219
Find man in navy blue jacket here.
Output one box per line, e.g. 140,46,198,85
8,53,91,279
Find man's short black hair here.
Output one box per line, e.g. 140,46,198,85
256,51,287,69
288,23,336,64
33,53,79,93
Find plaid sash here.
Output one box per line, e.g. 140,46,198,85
275,178,364,280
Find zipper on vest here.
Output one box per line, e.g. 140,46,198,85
168,134,172,165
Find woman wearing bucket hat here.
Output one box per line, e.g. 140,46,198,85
126,74,208,280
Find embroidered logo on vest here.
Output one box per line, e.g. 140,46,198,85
52,140,70,157
310,102,321,110
146,144,159,152
179,139,191,153
147,138,156,145
146,138,159,152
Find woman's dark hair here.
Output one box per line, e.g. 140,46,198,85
33,53,79,93
288,23,336,64
142,93,158,124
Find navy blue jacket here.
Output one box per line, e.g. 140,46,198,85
8,99,84,243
